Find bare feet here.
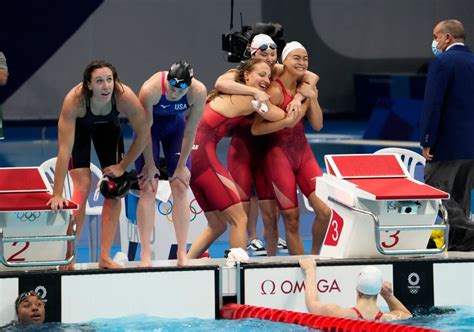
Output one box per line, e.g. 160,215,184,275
177,249,188,266
98,256,124,269
138,253,152,268
59,249,76,270
59,262,75,271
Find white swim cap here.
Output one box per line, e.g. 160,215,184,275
250,34,277,55
281,41,307,63
356,266,383,295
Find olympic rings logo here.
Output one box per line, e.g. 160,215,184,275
16,212,41,222
157,198,203,223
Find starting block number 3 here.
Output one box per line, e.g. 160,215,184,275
323,209,401,248
382,231,400,248
324,210,343,246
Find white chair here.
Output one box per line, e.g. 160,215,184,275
39,157,103,262
374,148,450,249
374,147,425,179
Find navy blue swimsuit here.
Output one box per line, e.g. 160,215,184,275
135,72,191,176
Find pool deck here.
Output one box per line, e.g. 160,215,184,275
1,250,473,325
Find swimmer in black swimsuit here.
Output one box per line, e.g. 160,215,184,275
47,60,150,270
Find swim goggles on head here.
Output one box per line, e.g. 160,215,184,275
168,78,189,89
15,291,43,310
251,43,277,53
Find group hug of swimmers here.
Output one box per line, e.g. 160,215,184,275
47,34,331,269
12,35,416,324
26,17,474,323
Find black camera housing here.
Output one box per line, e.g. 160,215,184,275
222,25,253,62
221,22,285,63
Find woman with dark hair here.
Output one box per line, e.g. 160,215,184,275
14,291,46,326
0,291,46,328
47,60,150,269
186,58,291,258
252,42,331,255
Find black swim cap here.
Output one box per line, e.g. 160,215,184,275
15,291,43,314
167,60,193,88
100,171,138,199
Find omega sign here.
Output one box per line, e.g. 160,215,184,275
260,279,341,295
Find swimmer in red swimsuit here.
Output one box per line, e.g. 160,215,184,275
215,34,320,256
187,58,289,258
253,42,331,255
299,258,412,321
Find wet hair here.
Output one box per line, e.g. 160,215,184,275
357,291,378,300
207,58,268,102
15,291,44,315
440,19,466,40
167,60,194,87
81,60,124,100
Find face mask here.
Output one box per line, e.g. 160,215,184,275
431,39,442,57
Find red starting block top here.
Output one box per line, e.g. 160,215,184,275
348,178,449,200
326,154,407,179
324,154,449,200
0,192,78,211
0,167,49,193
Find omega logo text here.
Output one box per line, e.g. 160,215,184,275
260,279,341,295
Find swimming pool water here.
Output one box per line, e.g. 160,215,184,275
2,316,311,331
403,306,474,331
3,307,473,331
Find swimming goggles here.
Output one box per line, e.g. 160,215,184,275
169,78,189,89
251,43,277,53
15,291,43,309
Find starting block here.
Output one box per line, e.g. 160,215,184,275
317,154,449,258
0,167,78,269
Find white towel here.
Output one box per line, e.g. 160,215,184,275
226,248,250,267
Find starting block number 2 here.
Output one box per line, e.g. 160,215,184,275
7,242,30,262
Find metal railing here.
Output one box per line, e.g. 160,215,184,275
328,196,448,255
0,217,76,267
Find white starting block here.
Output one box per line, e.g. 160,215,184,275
317,154,449,258
119,181,207,260
0,167,77,270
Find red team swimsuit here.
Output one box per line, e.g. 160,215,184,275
265,79,322,210
190,104,245,212
227,115,274,202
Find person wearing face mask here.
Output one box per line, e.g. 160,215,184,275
421,19,474,251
